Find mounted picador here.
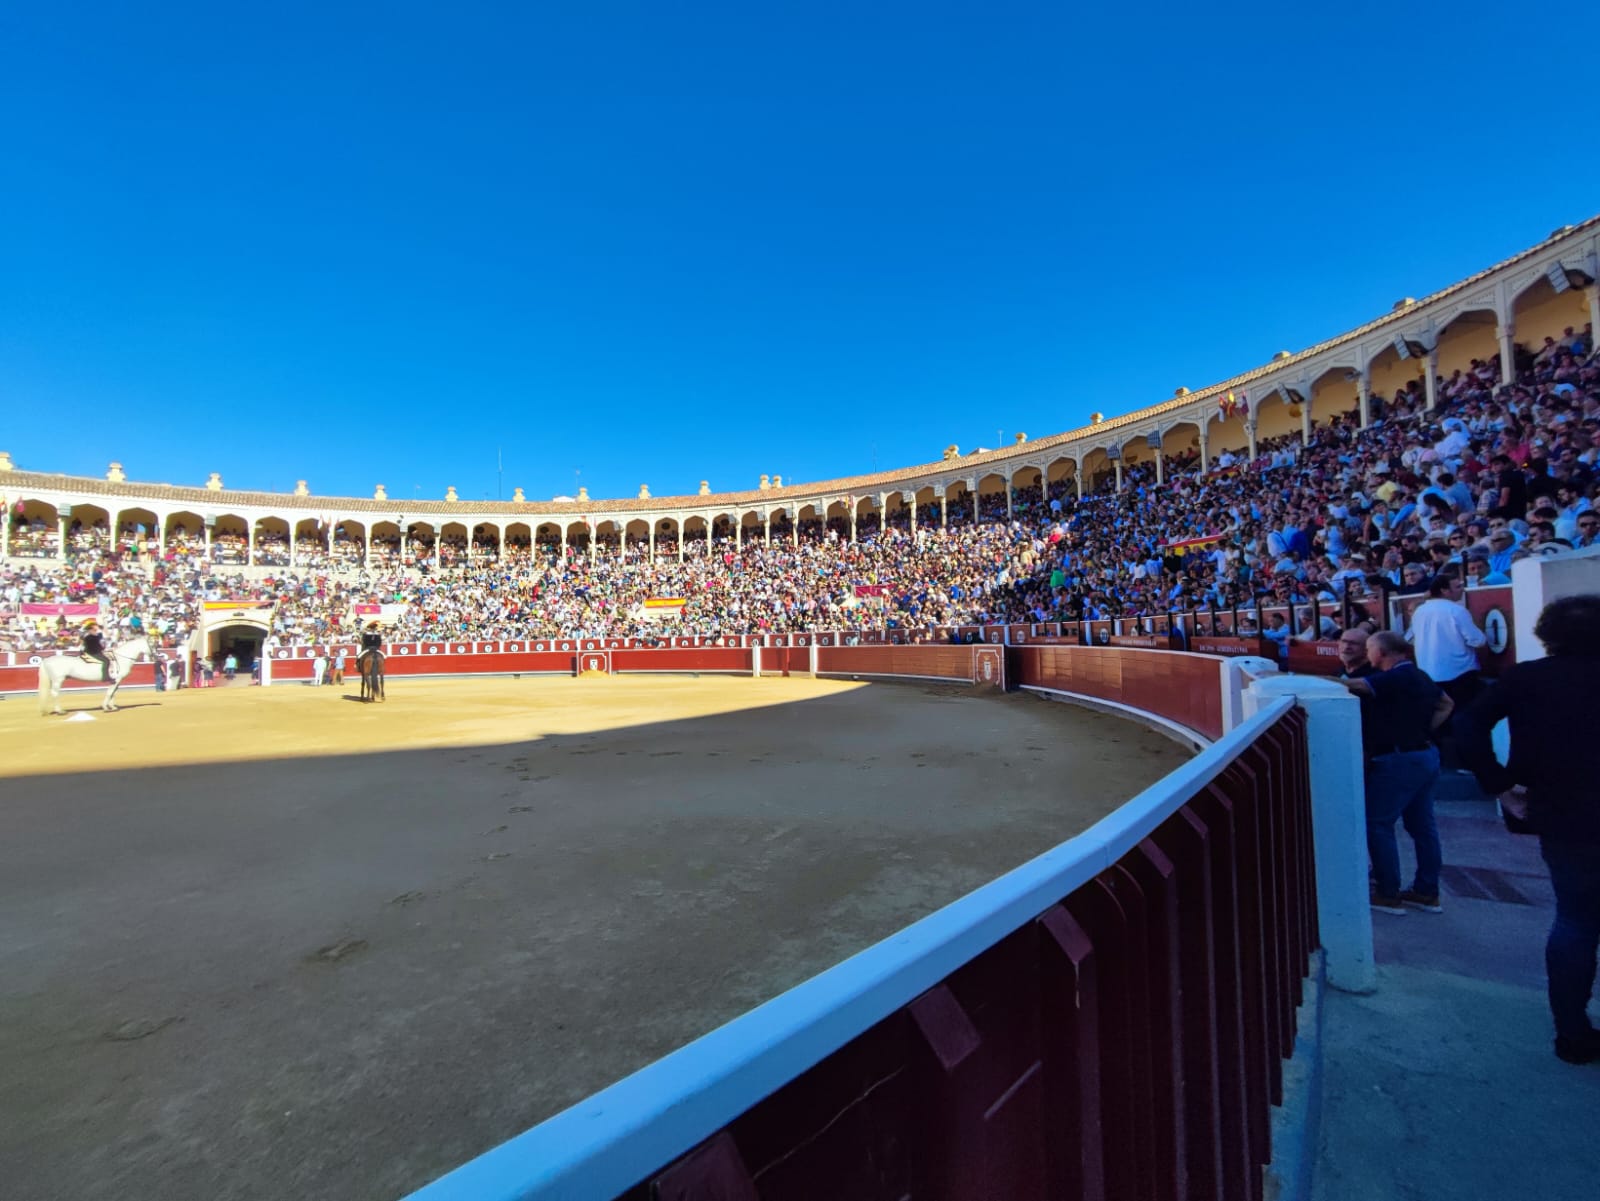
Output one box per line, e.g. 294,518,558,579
358,620,386,703
81,621,111,682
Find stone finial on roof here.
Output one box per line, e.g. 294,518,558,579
294,480,309,496
1014,432,1028,444
1174,386,1190,397
577,486,589,502
943,444,960,461
638,484,651,500
1394,297,1417,310
106,461,126,483
513,486,525,503
445,486,458,502
759,474,770,491
374,484,388,500
1273,350,1291,361
1090,413,1104,424
699,480,710,496
0,450,12,472
772,475,783,489
206,472,224,491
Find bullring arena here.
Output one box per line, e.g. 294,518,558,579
0,670,1186,1201
5,216,1600,1201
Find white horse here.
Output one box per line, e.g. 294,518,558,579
37,635,153,716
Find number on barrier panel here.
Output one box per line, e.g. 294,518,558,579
1484,608,1509,655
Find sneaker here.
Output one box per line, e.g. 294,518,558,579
1398,889,1443,913
1369,892,1407,915
1554,1030,1600,1065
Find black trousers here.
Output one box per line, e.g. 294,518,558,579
1437,671,1485,769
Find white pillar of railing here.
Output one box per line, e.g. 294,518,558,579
1244,674,1376,994
1221,655,1278,733
1510,545,1600,664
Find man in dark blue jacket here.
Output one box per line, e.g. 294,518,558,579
1459,595,1600,1065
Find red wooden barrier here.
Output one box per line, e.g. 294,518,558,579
0,662,161,692
612,648,750,674
759,647,811,676
1011,644,1228,741
815,645,978,684
590,709,1314,1201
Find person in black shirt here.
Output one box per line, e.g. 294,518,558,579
81,621,110,682
1490,454,1528,520
1458,595,1600,1065
360,622,383,654
1336,625,1377,679
1342,630,1454,916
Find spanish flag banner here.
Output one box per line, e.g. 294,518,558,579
1162,534,1224,556
638,597,687,622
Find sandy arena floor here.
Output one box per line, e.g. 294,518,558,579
0,675,1188,1201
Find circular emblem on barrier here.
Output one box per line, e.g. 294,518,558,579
1484,607,1510,655
1096,629,1110,646
426,645,440,655
582,640,598,650
478,642,494,653
981,658,995,681
534,641,547,652
557,640,573,651
506,642,521,653
1015,630,1026,643
398,645,413,655
27,654,42,666
275,649,289,659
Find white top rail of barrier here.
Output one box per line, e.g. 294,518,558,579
403,693,1297,1201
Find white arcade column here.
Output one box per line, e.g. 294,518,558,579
1244,674,1376,994
1497,322,1516,385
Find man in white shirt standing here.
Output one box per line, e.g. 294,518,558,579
1406,570,1487,714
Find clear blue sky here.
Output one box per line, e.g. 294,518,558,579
3,2,1595,504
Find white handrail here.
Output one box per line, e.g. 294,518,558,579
404,694,1297,1201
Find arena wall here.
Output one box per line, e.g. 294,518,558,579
1011,644,1229,742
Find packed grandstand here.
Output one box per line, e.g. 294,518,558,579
3,226,1598,668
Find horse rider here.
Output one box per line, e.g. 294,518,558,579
360,620,384,656
81,621,112,682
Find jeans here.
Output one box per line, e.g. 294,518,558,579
1365,747,1442,898
1540,840,1600,1039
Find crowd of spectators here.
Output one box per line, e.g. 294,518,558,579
3,325,1594,654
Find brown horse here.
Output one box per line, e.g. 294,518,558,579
358,649,386,703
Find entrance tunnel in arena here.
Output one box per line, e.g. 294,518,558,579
0,674,1188,1201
